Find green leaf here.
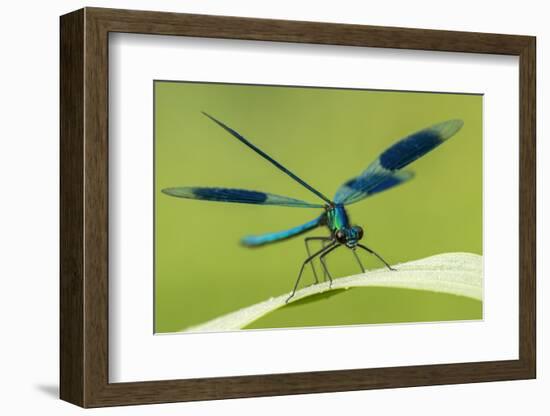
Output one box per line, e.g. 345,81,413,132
181,252,482,333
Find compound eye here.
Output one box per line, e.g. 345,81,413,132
335,230,346,243
354,226,364,239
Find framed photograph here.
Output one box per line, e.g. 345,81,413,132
60,7,536,408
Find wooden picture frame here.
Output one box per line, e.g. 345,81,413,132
60,7,536,408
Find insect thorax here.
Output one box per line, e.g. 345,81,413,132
325,204,351,232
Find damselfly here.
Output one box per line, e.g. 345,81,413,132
162,113,464,302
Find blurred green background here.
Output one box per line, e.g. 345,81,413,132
154,81,482,333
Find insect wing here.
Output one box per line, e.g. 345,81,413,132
334,171,414,205
202,112,332,204
162,186,324,208
334,119,463,205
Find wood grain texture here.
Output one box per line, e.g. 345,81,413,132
83,10,110,406
59,8,84,406
59,7,537,408
518,38,536,376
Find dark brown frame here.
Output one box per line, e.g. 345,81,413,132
60,7,536,408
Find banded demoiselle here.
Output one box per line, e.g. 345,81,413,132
162,113,464,302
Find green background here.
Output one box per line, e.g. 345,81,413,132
154,81,483,333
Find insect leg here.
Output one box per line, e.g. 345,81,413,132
304,239,319,284
352,248,366,273
304,237,332,284
286,242,336,303
356,244,396,271
319,244,341,288
321,240,329,281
